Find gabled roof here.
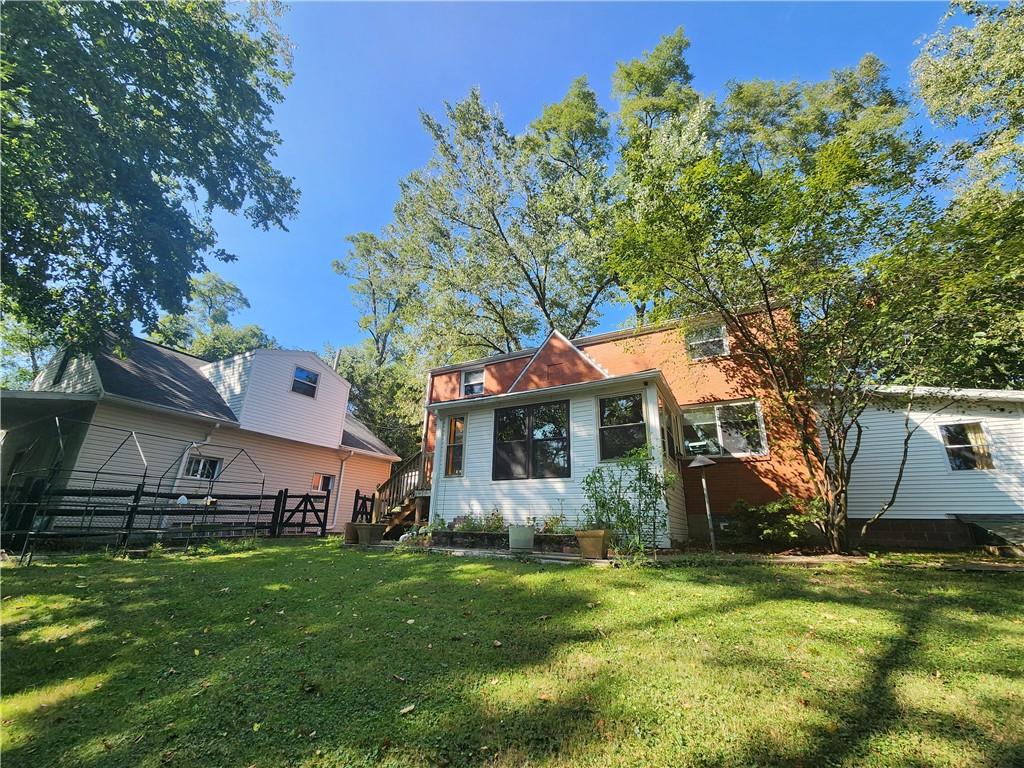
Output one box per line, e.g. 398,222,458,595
94,338,238,422
341,413,400,460
506,330,608,393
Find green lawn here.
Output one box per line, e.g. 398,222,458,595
2,541,1022,767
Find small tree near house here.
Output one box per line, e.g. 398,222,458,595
609,56,957,553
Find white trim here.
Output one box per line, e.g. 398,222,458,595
460,368,485,398
506,329,609,393
430,369,665,413
935,418,999,475
680,398,769,459
290,365,320,400
594,389,650,463
871,385,1024,404
443,413,468,477
685,323,730,361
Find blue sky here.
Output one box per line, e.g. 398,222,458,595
209,1,950,353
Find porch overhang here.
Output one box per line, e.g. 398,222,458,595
426,369,679,413
0,390,100,430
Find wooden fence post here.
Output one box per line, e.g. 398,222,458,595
271,490,283,538
320,488,331,537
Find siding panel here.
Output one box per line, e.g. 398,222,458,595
846,402,1024,519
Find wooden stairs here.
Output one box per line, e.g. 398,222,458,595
375,450,433,540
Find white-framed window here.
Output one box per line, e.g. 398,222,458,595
462,368,484,397
311,472,335,493
598,393,647,461
292,366,319,398
184,455,222,480
682,400,767,457
659,397,678,459
686,324,729,360
939,422,994,471
445,415,466,476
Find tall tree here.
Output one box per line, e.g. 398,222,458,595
385,87,615,357
611,56,938,552
0,316,53,389
907,0,1024,388
149,272,277,361
1,1,299,352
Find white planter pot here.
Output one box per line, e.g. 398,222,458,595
507,524,536,553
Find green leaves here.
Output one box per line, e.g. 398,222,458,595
1,1,299,352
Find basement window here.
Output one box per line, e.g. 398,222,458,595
939,422,994,471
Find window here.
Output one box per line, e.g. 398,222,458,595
939,422,994,471
659,398,678,459
184,456,221,480
445,415,466,476
311,473,335,493
462,369,484,397
492,400,570,480
599,394,647,461
682,401,767,457
292,366,319,398
686,324,729,360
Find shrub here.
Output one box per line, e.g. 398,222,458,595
453,509,506,533
580,447,676,555
730,495,825,547
538,513,573,535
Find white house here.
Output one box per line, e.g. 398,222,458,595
846,387,1024,547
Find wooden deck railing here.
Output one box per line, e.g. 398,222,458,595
376,450,433,521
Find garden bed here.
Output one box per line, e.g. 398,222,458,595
430,530,578,553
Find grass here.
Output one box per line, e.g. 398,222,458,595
1,540,1022,768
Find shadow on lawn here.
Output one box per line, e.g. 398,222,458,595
2,544,1022,767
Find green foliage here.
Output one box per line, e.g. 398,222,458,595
537,513,574,535
1,0,298,352
729,495,826,548
149,272,277,361
0,315,52,389
452,509,507,533
913,0,1024,187
580,448,674,554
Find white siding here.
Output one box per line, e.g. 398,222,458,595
233,351,350,449
31,353,99,393
430,385,673,546
199,354,252,418
847,401,1024,519
664,455,688,544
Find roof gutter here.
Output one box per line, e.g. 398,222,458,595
100,392,240,427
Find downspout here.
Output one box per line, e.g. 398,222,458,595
331,449,355,531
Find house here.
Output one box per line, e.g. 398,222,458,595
392,322,818,548
0,338,399,532
846,386,1024,548
385,324,1023,549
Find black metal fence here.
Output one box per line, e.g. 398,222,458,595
1,478,332,563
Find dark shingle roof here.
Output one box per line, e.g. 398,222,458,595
341,413,399,458
94,338,238,422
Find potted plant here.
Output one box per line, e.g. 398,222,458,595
507,517,535,553
574,506,612,559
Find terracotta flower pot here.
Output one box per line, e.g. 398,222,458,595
354,523,386,546
507,524,535,553
575,529,610,559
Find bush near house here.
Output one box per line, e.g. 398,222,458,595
2,540,1021,767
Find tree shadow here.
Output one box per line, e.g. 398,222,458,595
2,544,1021,767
